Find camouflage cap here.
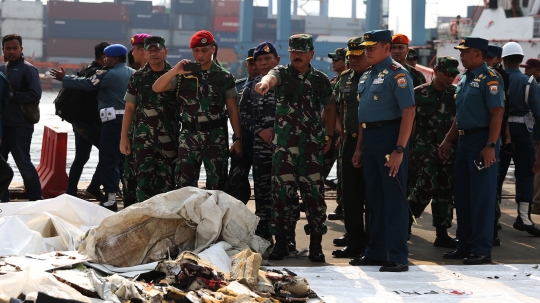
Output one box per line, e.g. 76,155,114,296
328,47,346,60
346,37,364,56
144,36,166,50
288,34,313,52
406,48,418,60
435,56,459,74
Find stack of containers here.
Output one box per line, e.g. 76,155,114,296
212,0,239,65
124,0,171,42
169,0,212,64
45,1,128,63
328,17,364,37
1,1,44,59
252,6,276,44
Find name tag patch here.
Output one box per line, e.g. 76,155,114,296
373,79,384,85
470,82,480,88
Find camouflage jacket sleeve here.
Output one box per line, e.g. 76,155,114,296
224,73,238,99
124,73,138,104
320,74,334,106
239,81,264,135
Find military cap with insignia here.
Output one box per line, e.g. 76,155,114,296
487,44,503,58
434,56,460,74
454,36,488,51
288,34,314,52
131,33,150,46
361,30,392,46
328,48,346,61
190,30,215,48
406,48,418,60
144,36,166,50
253,41,277,61
346,37,365,56
104,44,128,56
246,47,256,61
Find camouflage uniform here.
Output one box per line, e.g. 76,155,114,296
268,62,333,236
172,61,237,189
404,63,426,88
408,81,457,228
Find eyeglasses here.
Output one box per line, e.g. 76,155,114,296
441,70,459,78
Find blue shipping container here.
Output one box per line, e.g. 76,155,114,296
167,47,192,65
129,13,170,30
171,0,211,15
253,18,276,35
121,0,152,14
253,6,268,19
213,32,238,48
48,19,127,41
173,14,211,31
291,19,305,33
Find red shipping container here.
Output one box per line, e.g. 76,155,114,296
46,38,126,58
153,5,166,13
213,16,239,32
212,0,240,16
47,1,128,21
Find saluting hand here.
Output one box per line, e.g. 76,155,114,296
255,82,270,95
49,67,66,81
438,140,452,160
385,151,403,177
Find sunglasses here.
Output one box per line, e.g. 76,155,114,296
439,69,459,78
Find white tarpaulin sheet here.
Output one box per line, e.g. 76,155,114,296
0,195,113,256
283,264,540,303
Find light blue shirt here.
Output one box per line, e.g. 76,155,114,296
505,68,540,118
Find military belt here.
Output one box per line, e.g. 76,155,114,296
457,127,489,136
181,118,226,131
361,118,401,129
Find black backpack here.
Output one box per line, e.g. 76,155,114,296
54,64,100,123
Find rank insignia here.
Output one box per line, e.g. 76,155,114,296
490,85,499,95
383,69,389,74
396,76,407,88
263,44,270,52
473,78,481,82
201,38,208,44
374,95,378,100
389,63,399,70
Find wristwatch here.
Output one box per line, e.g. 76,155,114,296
232,135,242,142
324,135,331,142
486,142,496,149
395,145,405,153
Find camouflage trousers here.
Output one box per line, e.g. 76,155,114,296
123,129,137,206
253,137,300,236
324,135,343,206
270,149,327,236
176,128,228,190
408,157,455,228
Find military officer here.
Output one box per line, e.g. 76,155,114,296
254,34,336,263
153,30,242,190
439,37,504,265
406,48,419,67
391,34,426,88
407,57,460,248
230,47,259,186
350,30,415,272
498,42,540,237
120,36,178,202
331,37,370,259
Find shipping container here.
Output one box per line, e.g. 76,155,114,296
166,47,193,65
305,27,330,35
129,13,170,30
47,56,95,65
171,0,211,15
20,38,43,59
253,6,268,19
212,0,240,17
171,30,195,47
153,6,166,14
120,0,152,15
48,19,128,41
216,48,238,63
305,16,329,28
45,38,126,58
47,1,128,22
253,18,276,34
173,15,211,30
329,17,365,31
213,16,239,32
1,1,43,20
328,28,365,37
291,20,305,33
1,19,44,40
213,32,239,48
130,29,171,42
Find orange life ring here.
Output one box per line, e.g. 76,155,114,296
450,22,458,36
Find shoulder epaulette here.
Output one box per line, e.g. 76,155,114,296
389,63,401,71
487,69,497,78
340,68,353,76
235,77,247,84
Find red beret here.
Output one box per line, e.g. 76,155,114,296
392,34,409,45
131,33,150,45
190,30,215,48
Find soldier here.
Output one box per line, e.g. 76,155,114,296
326,47,347,221
229,47,259,194
120,36,178,202
439,37,504,265
406,48,419,67
52,44,136,210
0,71,13,200
350,30,415,272
407,57,460,248
254,34,336,262
331,37,370,259
391,34,426,88
131,33,150,69
498,42,540,237
153,30,242,190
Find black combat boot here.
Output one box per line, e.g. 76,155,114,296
433,226,457,248
287,221,297,253
514,202,540,236
268,234,289,260
308,234,325,263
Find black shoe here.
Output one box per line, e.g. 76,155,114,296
328,205,344,220
443,249,470,259
332,247,363,258
349,256,386,266
497,222,502,230
463,254,491,265
513,218,540,236
85,187,106,202
493,237,501,246
379,262,409,272
299,202,306,213
433,235,458,248
333,234,347,246
99,201,118,212
287,222,297,253
308,234,325,263
268,234,289,260
324,178,338,190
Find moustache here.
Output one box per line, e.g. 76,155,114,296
293,58,303,62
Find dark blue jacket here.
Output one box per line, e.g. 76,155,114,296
0,55,42,129
0,72,10,138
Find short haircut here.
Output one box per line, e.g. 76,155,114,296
132,43,144,50
2,34,22,47
117,54,127,63
503,54,524,64
128,50,135,66
95,42,110,60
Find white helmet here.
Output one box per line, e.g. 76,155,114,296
502,42,524,57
